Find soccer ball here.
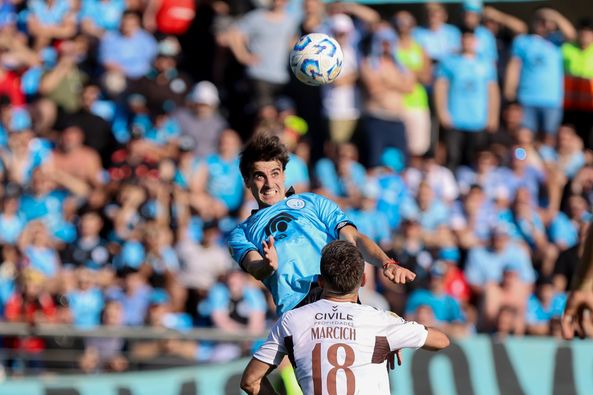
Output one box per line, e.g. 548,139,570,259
289,33,343,86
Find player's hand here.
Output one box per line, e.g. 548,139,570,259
561,290,593,340
387,349,403,370
262,236,278,273
383,263,416,285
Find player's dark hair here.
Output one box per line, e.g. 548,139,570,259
320,241,364,295
239,133,290,182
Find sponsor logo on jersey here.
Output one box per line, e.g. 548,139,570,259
265,213,296,240
286,198,305,210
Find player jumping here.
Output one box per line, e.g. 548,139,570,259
240,240,449,394
228,133,415,314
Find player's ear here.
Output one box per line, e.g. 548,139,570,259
318,277,325,288
361,273,366,288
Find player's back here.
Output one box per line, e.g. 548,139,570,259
272,299,427,395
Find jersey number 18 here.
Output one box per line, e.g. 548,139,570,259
311,342,355,395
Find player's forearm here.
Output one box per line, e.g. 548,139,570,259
572,224,593,291
354,232,390,268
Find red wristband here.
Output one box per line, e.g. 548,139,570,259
382,258,399,270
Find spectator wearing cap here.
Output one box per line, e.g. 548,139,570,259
461,0,498,62
393,10,432,157
405,261,470,337
80,0,126,37
173,81,227,158
322,13,361,144
504,9,575,142
360,26,414,167
526,276,566,336
190,129,244,220
563,19,593,149
434,26,500,169
227,0,299,111
412,3,461,62
99,10,158,80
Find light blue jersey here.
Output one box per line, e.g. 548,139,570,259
228,192,354,314
436,54,497,131
511,34,563,107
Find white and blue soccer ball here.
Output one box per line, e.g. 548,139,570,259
289,33,343,86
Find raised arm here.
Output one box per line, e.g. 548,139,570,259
240,237,278,281
539,8,576,42
339,225,416,284
483,6,527,35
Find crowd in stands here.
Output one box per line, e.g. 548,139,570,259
0,0,591,375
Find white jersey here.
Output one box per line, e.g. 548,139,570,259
254,299,428,395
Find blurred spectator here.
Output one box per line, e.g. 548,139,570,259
177,220,233,323
80,0,126,38
360,26,414,167
412,2,460,62
505,9,575,141
553,221,590,291
461,1,497,62
99,10,158,84
173,81,227,158
404,152,459,204
465,225,535,331
143,0,196,36
25,0,77,50
67,268,105,328
563,19,593,149
322,14,360,144
106,269,151,326
393,11,432,158
227,0,299,111
526,275,566,336
0,192,25,245
61,211,111,270
190,129,243,220
79,300,128,373
435,27,500,169
39,39,88,114
314,142,366,208
405,262,471,337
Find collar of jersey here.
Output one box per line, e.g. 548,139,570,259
250,186,296,215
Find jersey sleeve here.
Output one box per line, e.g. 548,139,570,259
384,312,428,351
313,194,355,238
228,225,258,268
253,314,291,367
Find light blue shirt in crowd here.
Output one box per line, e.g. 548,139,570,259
436,54,497,131
405,289,465,323
99,29,158,78
511,34,563,108
465,242,535,286
314,158,366,198
526,293,566,324
68,288,105,328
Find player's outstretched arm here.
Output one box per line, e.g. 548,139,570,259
562,224,593,339
241,358,278,395
339,225,416,284
422,327,451,351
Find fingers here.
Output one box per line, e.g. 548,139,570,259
561,310,576,340
396,349,402,366
268,236,275,249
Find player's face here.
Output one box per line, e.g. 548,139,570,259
248,160,286,208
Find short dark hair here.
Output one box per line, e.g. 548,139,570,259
320,241,364,295
239,133,289,181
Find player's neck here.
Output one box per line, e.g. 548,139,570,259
321,290,359,303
